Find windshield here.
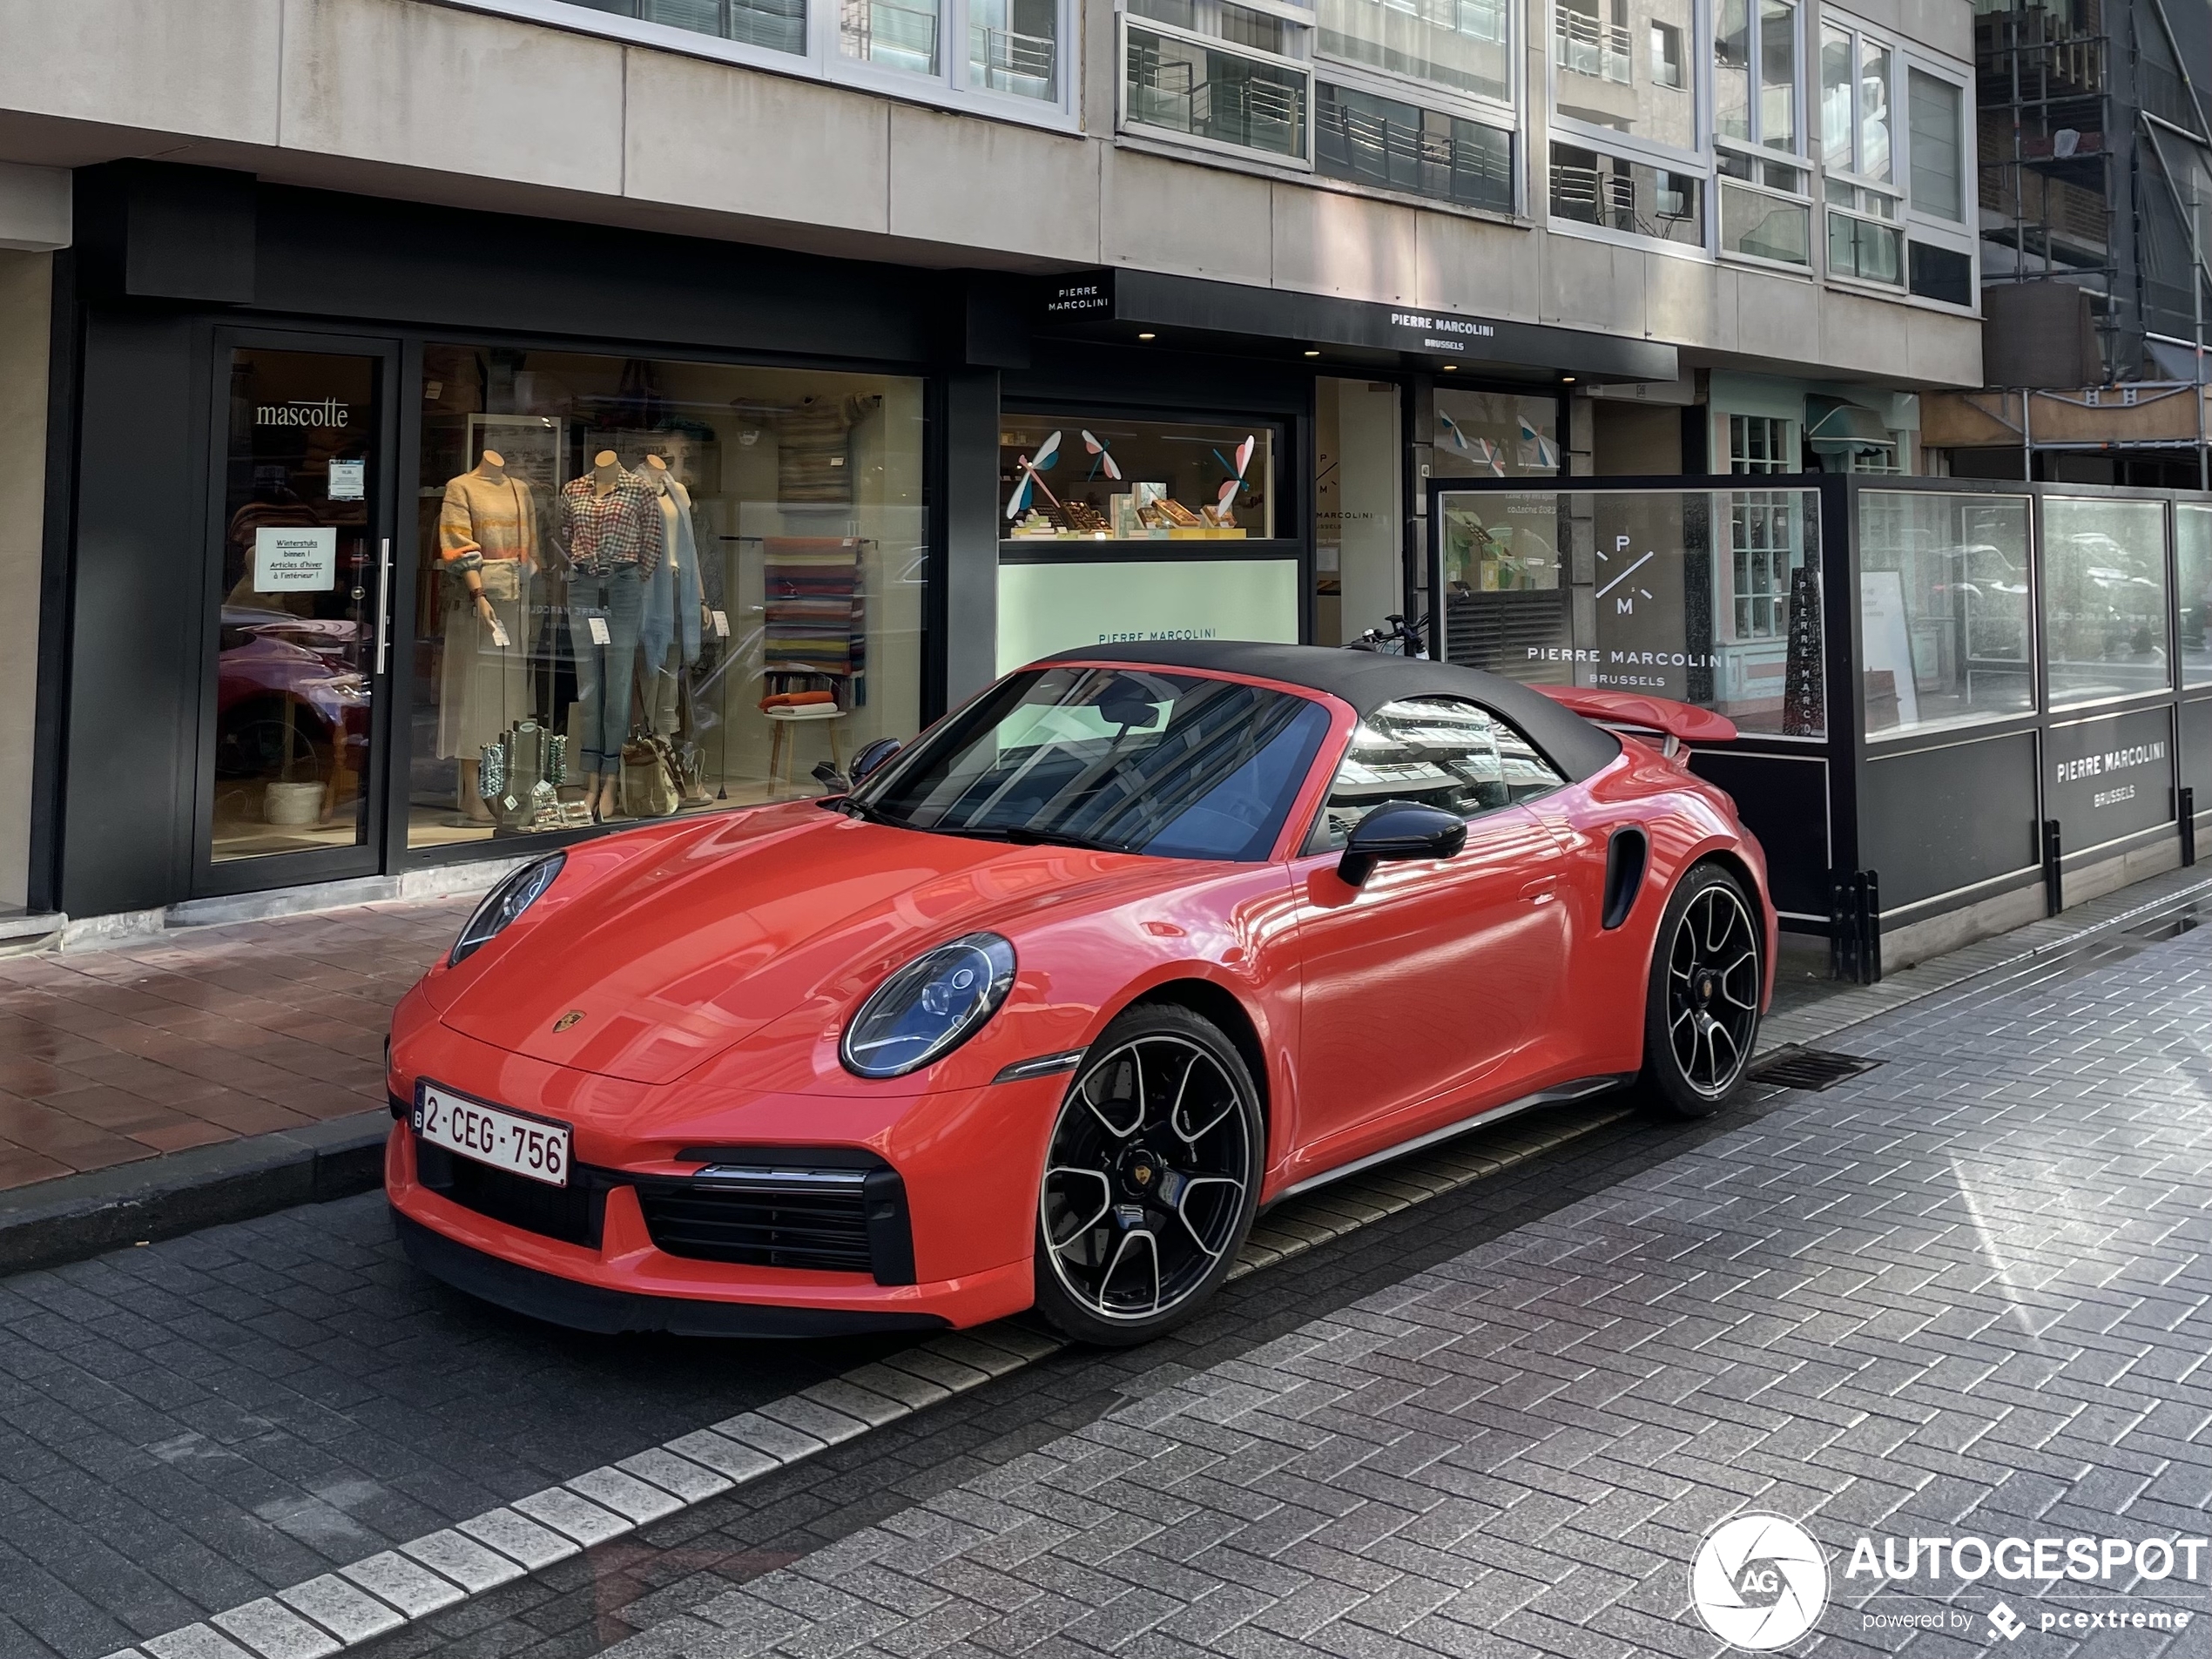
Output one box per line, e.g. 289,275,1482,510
853,666,1333,860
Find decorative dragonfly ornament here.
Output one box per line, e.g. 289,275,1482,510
1004,430,1066,520
1208,435,1257,519
1080,430,1122,482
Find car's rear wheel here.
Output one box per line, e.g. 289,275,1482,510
1032,1004,1262,1346
1638,862,1763,1119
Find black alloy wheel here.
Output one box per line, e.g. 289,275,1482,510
1033,1003,1262,1345
1639,862,1763,1118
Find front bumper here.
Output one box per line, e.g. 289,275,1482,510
383,1006,1048,1332
391,1209,948,1338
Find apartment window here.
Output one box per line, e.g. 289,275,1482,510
1316,84,1514,211
1906,68,1961,219
518,0,1068,117
1549,142,1703,244
1554,0,1696,152
1715,0,1797,152
1317,0,1510,104
1718,150,1811,263
1819,20,1905,287
1728,415,1796,472
1124,0,1312,160
570,0,806,53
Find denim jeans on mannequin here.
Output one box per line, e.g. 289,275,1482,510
570,568,645,775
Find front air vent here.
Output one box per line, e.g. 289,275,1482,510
634,1158,917,1285
415,1141,606,1248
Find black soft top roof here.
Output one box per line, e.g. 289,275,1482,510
1036,639,1622,783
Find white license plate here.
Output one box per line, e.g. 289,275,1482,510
414,1083,570,1188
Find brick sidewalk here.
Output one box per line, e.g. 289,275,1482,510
0,900,472,1191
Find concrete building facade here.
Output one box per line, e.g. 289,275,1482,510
0,0,1984,923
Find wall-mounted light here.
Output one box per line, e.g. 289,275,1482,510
1136,332,1156,341
1303,349,1320,358
1441,364,1458,372
1561,375,1577,384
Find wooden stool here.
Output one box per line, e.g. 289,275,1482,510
765,703,847,786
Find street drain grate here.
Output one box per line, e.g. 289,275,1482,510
1750,1048,1881,1092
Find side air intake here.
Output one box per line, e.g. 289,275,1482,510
1602,827,1648,929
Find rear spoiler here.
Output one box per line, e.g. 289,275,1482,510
1532,686,1737,751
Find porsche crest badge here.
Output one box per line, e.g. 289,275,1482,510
552,1010,586,1033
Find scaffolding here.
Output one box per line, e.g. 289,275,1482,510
1966,0,2211,483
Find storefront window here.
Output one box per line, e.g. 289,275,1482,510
999,414,1276,541
1433,391,1560,477
1858,490,2033,738
210,349,382,863
1437,486,1825,737
2180,503,2212,688
2042,496,2171,709
409,348,923,848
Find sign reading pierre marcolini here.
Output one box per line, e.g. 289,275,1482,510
1041,272,1502,359
2046,708,2173,845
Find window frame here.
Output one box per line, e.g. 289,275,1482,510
1547,0,1709,172
1300,693,1568,853
1311,0,1521,138
1313,69,1521,214
440,0,1083,127
1117,3,1319,167
1815,13,1975,307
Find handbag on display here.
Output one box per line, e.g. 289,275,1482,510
671,739,711,806
619,733,682,819
478,718,589,831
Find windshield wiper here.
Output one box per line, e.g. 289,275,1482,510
838,796,909,828
1002,825,1133,853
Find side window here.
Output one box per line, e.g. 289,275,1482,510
1309,697,1567,850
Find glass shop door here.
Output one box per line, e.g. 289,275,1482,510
197,336,398,890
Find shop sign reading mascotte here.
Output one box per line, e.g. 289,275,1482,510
2046,707,2174,847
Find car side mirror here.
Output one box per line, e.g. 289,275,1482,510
1337,801,1467,887
849,738,902,787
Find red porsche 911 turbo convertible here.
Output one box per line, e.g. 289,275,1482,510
385,641,1773,1345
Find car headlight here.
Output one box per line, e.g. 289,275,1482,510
840,933,1016,1079
449,853,565,968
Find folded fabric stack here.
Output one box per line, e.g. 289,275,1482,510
762,537,864,694
759,689,839,711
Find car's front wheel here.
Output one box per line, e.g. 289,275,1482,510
1032,1003,1263,1346
1638,861,1764,1118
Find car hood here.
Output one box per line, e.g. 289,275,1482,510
435,803,1139,1086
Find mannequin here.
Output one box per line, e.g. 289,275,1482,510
636,454,706,740
560,448,664,821
436,447,537,819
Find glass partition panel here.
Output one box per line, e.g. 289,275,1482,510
1858,491,2033,738
409,348,924,847
2043,496,2171,709
1437,486,1824,737
2180,503,2211,688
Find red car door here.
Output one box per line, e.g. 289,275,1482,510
1284,696,1575,1181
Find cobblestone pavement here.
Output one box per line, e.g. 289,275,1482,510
543,916,2212,1659
0,900,469,1190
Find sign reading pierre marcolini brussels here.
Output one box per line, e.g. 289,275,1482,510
1041,273,1501,361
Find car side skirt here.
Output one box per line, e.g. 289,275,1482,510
1266,1073,1637,1205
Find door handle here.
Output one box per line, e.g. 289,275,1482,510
374,536,393,676
1521,874,1558,903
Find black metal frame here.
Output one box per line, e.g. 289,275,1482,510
1425,469,2212,961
